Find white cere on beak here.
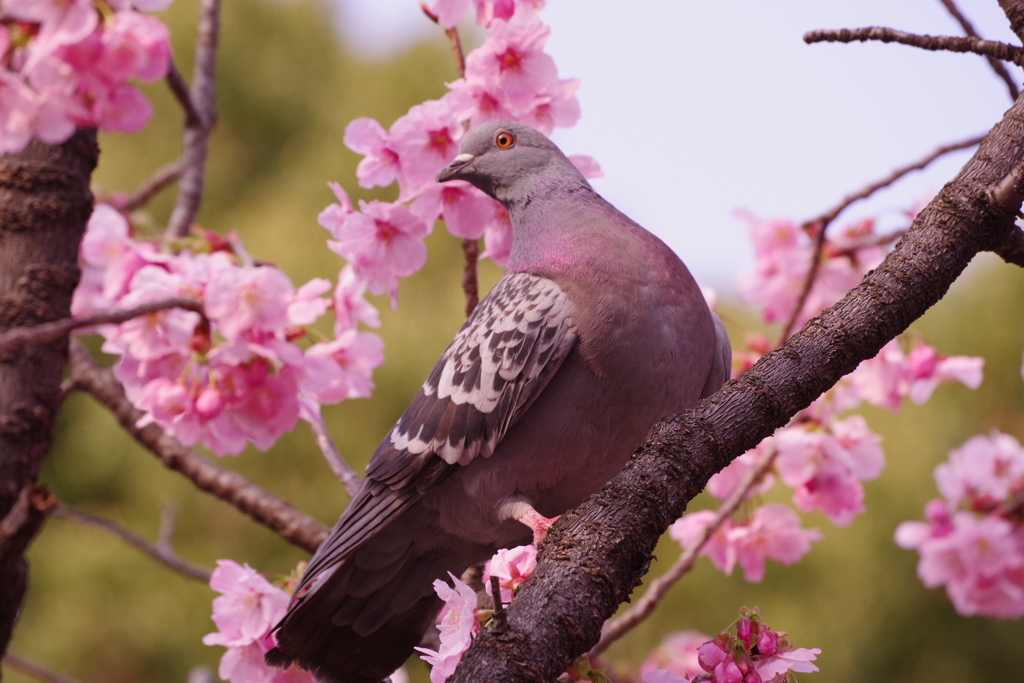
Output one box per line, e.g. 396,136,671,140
452,153,475,163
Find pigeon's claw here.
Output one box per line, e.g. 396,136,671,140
508,502,560,545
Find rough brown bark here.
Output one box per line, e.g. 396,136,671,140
449,73,1024,683
0,130,98,656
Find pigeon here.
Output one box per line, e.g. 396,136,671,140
266,120,732,683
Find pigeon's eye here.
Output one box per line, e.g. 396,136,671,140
495,132,516,149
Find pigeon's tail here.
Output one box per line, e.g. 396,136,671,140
266,507,494,683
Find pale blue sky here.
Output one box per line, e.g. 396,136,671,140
331,1,1019,288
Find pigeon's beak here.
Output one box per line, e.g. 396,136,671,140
437,153,475,182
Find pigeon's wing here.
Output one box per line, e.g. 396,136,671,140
294,272,577,594
700,311,732,398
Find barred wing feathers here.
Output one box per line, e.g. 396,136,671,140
293,272,577,597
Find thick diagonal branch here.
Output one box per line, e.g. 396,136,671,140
67,340,328,553
450,85,1024,683
804,27,1024,65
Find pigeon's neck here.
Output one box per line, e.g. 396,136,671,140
504,179,660,277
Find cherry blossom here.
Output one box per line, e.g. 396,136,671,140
326,199,430,303
332,264,380,334
896,432,1024,618
389,98,464,199
416,573,480,683
0,2,172,151
205,265,295,342
483,544,537,602
671,504,822,582
685,610,820,683
639,631,709,682
464,12,557,111
72,205,387,457
203,560,289,648
344,117,401,189
203,561,316,683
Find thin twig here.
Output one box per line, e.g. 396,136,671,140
832,228,907,257
165,63,202,128
158,502,177,553
445,27,467,78
165,0,222,239
54,505,212,582
777,134,984,343
438,21,480,317
2,653,85,683
67,340,329,554
461,238,480,317
588,451,778,658
121,158,185,212
489,575,507,633
938,0,1021,100
804,26,1024,65
0,297,204,359
305,410,361,498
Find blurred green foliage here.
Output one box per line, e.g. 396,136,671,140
6,1,1024,682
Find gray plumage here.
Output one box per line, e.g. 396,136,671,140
266,120,731,683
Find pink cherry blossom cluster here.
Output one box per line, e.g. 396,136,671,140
672,210,985,584
0,0,172,153
416,544,538,683
318,0,602,303
72,203,384,456
895,431,1024,618
202,560,316,683
643,609,820,683
736,214,886,330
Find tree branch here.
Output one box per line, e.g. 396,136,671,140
165,0,222,239
53,504,211,582
0,297,203,359
938,0,1020,100
804,27,1024,65
450,83,1024,683
461,238,480,316
1000,0,1024,44
120,158,184,213
305,409,360,498
2,653,85,683
166,63,202,129
0,129,98,658
588,451,778,658
445,27,467,79
777,134,983,343
66,340,328,554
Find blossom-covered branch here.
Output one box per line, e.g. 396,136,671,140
449,74,1024,683
938,0,1020,100
54,504,212,582
588,451,779,658
0,296,202,358
67,340,329,554
804,26,1024,65
778,133,983,341
165,0,221,238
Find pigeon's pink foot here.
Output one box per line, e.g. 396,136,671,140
514,506,561,545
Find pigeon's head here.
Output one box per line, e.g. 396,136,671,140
437,120,586,204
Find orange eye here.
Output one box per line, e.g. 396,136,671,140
495,131,515,149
